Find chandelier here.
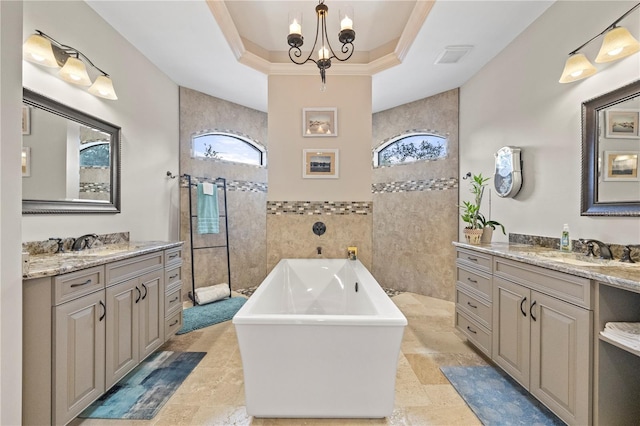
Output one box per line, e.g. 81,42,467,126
287,0,356,90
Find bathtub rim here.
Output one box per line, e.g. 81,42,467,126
232,258,407,326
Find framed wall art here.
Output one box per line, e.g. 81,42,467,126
603,151,639,181
605,109,639,139
302,107,337,137
22,147,31,177
22,105,30,135
303,149,339,179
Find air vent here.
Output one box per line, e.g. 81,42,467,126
434,45,473,64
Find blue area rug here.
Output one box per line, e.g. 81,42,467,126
440,366,565,426
80,351,205,420
177,296,247,334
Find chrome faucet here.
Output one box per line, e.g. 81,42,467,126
579,239,613,260
71,234,99,251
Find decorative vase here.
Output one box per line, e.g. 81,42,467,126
463,228,484,244
481,227,493,244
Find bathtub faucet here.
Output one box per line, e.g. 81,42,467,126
317,246,322,255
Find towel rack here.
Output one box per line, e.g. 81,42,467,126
182,173,231,305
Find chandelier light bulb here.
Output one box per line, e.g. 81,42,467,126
341,15,353,31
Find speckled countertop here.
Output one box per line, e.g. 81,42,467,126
23,241,183,280
454,241,640,293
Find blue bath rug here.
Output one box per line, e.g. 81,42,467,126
79,351,205,420
177,296,247,334
440,365,565,426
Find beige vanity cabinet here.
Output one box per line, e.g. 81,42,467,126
104,252,165,388
492,257,593,426
52,271,107,425
23,246,182,426
455,248,493,357
163,246,184,338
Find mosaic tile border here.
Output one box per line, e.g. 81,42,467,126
267,201,372,215
180,176,267,193
372,177,458,193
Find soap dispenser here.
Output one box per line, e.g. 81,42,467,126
560,224,571,252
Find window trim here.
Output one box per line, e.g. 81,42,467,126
373,130,448,167
191,130,267,167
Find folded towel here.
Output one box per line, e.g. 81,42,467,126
194,283,229,305
197,182,219,234
600,330,640,350
202,182,215,195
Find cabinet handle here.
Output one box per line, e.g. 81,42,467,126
99,300,106,321
169,296,179,303
141,283,148,300
530,300,537,321
466,326,477,334
467,277,478,284
169,274,178,280
169,319,179,327
467,301,478,309
70,279,92,288
169,254,178,259
520,297,527,317
135,286,141,303
467,256,478,262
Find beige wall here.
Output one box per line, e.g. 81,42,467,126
266,75,373,272
179,87,267,297
21,1,180,243
460,1,640,245
1,2,24,423
372,89,459,300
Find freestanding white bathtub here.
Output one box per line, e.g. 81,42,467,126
233,259,407,418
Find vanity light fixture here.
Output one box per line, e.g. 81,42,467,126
286,0,355,91
559,2,640,83
23,30,118,100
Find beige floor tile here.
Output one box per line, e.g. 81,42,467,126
404,353,450,385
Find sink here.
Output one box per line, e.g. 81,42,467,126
543,257,601,267
529,251,640,268
56,245,130,257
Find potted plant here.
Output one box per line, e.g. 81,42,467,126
460,173,489,244
478,212,506,243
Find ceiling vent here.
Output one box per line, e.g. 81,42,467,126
434,45,473,64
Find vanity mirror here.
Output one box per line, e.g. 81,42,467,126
22,88,121,214
581,80,640,216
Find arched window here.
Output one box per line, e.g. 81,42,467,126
192,131,266,167
80,141,110,167
373,131,447,167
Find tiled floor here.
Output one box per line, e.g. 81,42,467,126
71,292,488,426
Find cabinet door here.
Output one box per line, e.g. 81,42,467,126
105,277,140,389
54,290,106,425
492,277,530,388
139,269,164,359
530,291,592,425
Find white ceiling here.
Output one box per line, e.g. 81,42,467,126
86,0,554,113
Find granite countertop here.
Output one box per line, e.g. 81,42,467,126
454,241,640,293
24,241,183,280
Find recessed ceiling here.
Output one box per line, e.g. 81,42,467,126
86,0,555,113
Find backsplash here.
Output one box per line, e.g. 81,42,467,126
509,233,639,262
22,232,129,255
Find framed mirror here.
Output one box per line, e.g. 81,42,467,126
22,88,121,214
581,80,640,216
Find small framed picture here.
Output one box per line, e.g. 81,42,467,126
303,149,339,179
22,147,31,177
603,151,639,181
302,107,337,137
605,109,639,139
22,105,31,135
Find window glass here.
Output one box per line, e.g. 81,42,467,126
192,132,265,166
79,142,110,167
374,133,447,167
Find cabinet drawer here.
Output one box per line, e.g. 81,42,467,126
456,248,492,273
106,252,163,286
54,266,105,305
456,286,491,329
165,266,182,287
164,247,183,267
456,266,492,300
165,311,183,339
456,310,491,357
494,257,593,309
165,285,182,317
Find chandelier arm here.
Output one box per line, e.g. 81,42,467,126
288,46,313,65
